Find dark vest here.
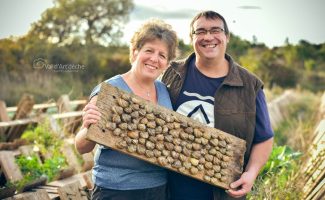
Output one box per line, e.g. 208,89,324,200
162,53,263,200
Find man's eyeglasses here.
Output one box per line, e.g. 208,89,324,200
192,27,225,36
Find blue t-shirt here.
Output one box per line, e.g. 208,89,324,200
169,58,274,200
90,75,173,190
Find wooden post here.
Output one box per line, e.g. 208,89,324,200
57,95,74,134
0,101,10,122
68,103,84,134
57,94,71,131
57,95,85,134
0,100,10,140
57,95,71,113
6,94,34,142
61,141,82,173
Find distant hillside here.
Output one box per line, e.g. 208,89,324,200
0,34,324,106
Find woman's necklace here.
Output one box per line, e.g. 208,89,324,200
131,74,154,99
145,90,150,98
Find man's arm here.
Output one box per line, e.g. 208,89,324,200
227,137,273,198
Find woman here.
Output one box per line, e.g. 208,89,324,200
75,19,178,200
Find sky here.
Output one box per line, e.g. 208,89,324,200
0,0,324,47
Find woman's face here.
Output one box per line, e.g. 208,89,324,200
131,39,169,81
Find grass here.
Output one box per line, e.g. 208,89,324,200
273,90,320,152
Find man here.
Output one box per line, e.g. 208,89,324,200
162,11,274,199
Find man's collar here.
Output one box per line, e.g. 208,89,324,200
223,54,244,87
170,53,195,79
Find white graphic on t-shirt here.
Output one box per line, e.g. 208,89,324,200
183,91,214,101
176,91,214,127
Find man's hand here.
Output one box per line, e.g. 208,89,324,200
226,171,256,198
226,137,274,198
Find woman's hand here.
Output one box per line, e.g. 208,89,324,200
82,96,101,128
75,96,99,154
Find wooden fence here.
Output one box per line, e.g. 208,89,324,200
0,139,94,199
267,90,297,129
0,94,87,142
300,92,325,200
267,90,325,199
0,94,93,199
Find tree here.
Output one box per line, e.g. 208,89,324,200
178,39,193,59
227,33,251,58
260,50,299,88
30,0,134,45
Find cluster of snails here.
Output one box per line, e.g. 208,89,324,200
104,93,234,185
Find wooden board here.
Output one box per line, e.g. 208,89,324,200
57,95,83,134
0,139,27,151
82,171,93,190
6,100,87,113
302,119,325,200
6,189,51,200
58,181,87,200
37,185,58,194
61,143,81,173
81,152,94,172
86,83,246,190
0,150,23,182
47,171,90,188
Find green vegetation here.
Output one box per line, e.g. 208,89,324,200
12,154,66,191
21,122,62,155
248,91,320,199
248,146,303,200
0,37,131,106
9,122,68,191
3,33,324,106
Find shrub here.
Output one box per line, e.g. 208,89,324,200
248,146,303,199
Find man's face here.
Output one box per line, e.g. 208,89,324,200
191,17,229,61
